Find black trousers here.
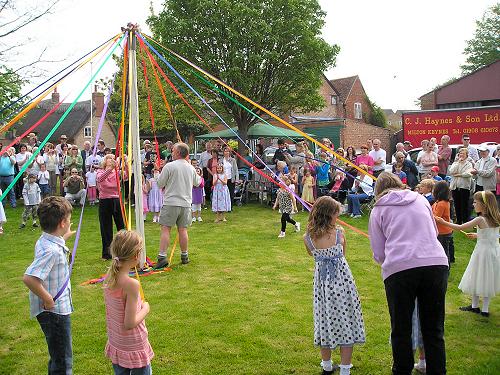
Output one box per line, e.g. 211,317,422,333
385,266,448,375
203,168,212,201
281,213,296,232
437,234,452,265
452,188,470,224
227,179,235,203
98,198,125,259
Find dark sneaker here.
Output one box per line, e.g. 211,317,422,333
459,305,480,314
32,222,39,227
19,223,26,229
480,311,490,317
155,256,169,269
181,253,190,264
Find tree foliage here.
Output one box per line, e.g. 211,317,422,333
103,50,210,143
460,3,500,75
147,0,339,153
0,64,24,122
366,97,387,128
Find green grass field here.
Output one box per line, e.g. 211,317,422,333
0,202,499,374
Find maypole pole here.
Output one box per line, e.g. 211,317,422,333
127,23,146,267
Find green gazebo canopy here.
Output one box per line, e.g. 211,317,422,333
195,122,315,140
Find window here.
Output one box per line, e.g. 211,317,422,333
84,126,92,138
330,95,337,105
354,102,362,119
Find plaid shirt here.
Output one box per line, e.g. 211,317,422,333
25,232,73,318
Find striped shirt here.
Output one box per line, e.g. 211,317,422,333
104,287,154,368
25,232,73,318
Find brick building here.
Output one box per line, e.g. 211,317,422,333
419,59,500,110
290,74,390,154
12,88,117,148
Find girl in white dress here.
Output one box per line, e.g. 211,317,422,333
304,196,365,375
435,190,500,317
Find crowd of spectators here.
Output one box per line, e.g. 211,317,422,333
1,132,499,220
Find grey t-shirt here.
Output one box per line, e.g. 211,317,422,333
157,159,201,208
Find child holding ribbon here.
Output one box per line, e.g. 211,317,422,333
304,196,365,375
273,176,299,238
435,190,500,317
103,230,154,374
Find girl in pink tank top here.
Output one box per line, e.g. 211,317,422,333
104,230,154,374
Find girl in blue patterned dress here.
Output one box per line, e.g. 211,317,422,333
212,164,231,222
304,196,365,375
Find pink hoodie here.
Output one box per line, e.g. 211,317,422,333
368,189,449,280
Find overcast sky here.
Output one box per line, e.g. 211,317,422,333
5,0,497,112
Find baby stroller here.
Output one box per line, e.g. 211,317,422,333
234,169,250,206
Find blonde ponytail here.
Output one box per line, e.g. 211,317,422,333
104,230,143,289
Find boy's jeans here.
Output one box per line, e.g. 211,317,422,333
36,311,73,375
112,364,152,375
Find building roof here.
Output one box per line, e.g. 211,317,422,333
16,99,92,141
419,59,500,99
330,75,358,103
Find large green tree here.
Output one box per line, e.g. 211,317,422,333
148,0,339,155
460,3,500,75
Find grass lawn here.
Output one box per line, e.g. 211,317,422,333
0,202,499,374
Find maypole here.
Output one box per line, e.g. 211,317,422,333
127,23,146,266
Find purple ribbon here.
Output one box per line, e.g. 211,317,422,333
53,72,118,301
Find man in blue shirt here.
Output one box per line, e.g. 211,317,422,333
0,147,17,207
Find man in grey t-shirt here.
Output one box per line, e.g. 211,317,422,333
155,142,201,268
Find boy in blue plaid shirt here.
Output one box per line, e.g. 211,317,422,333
23,196,75,374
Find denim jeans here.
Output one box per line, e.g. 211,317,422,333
347,193,370,215
36,311,73,375
0,174,16,207
112,364,152,375
384,266,448,375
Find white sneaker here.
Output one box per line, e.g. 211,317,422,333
278,231,286,238
349,213,354,218
414,361,426,373
353,214,362,219
295,222,301,232
197,217,203,222
192,217,196,223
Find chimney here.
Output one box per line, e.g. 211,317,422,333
52,87,60,103
92,85,104,117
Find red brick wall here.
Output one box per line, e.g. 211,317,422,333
343,78,372,123
296,79,341,118
420,92,436,110
342,119,391,161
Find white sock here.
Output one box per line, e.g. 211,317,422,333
322,360,332,371
472,295,480,308
482,297,490,313
418,359,426,366
339,364,352,375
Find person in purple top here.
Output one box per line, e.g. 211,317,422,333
191,167,205,222
368,172,449,375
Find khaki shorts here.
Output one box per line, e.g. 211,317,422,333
159,205,192,228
